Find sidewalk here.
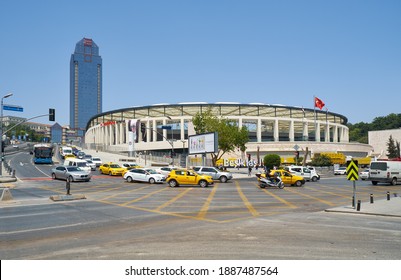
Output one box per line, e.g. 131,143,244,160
325,196,401,218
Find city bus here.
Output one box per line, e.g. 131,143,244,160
33,144,54,164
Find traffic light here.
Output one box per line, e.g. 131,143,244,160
49,108,55,121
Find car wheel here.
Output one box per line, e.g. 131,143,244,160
372,181,378,185
391,178,397,186
219,176,228,183
312,176,318,182
99,170,103,174
68,176,73,182
109,171,112,176
149,178,156,184
169,180,178,188
51,173,57,180
295,181,302,187
199,180,208,188
126,176,133,183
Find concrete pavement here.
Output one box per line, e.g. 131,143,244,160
1,147,401,218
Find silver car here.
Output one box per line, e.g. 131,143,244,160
192,166,233,183
51,165,92,182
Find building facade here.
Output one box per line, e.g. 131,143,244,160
70,38,102,136
369,128,401,159
84,103,373,162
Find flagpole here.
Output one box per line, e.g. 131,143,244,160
313,95,317,141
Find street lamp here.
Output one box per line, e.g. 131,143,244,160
0,92,13,176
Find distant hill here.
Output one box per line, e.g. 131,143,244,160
348,113,401,144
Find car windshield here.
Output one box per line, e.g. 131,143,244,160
66,167,81,172
145,169,158,174
110,164,121,168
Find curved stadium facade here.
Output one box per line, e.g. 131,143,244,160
84,102,372,163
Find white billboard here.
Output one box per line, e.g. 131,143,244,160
188,132,218,154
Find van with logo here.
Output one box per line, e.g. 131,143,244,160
64,158,91,173
369,161,401,185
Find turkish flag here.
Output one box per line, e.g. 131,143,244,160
314,97,325,110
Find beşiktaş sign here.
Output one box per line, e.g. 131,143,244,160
219,158,263,167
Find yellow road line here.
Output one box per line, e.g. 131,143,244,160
285,187,336,206
260,187,297,209
197,184,219,219
236,181,260,217
100,185,153,201
121,187,167,206
304,185,350,199
155,188,193,211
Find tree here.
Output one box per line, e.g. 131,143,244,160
192,108,249,166
263,154,281,169
387,135,400,159
309,154,332,166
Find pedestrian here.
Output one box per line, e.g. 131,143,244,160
248,165,252,176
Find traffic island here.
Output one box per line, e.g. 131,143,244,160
50,194,86,202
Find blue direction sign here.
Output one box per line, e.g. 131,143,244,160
161,125,172,130
3,105,23,112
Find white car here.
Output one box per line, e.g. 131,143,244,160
85,159,97,171
359,169,369,180
91,157,102,167
123,168,166,184
155,166,176,176
334,167,347,175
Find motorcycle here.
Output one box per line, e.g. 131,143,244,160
256,173,285,189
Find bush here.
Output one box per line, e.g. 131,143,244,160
263,154,281,169
309,154,332,166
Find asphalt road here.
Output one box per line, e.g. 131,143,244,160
1,150,401,260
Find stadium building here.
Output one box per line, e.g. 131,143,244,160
84,102,372,165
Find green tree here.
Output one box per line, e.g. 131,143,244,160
192,108,249,166
309,154,332,166
387,135,400,159
263,154,281,169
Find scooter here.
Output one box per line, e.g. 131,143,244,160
256,173,285,189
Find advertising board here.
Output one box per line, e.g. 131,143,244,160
188,132,218,155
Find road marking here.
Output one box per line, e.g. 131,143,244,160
260,186,297,209
0,223,84,235
236,181,260,217
304,185,350,199
121,187,167,206
197,184,219,219
284,187,336,206
155,188,193,211
99,185,153,201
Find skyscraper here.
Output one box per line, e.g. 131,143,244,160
70,38,102,136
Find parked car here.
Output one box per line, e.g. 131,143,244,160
91,157,102,167
155,166,177,176
51,165,92,182
123,168,166,184
166,169,214,188
99,162,125,176
334,166,347,175
77,151,85,159
85,159,97,171
360,169,370,180
83,154,92,160
192,166,233,183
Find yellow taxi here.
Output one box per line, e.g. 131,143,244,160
166,169,214,188
64,154,76,159
99,162,125,176
121,163,141,176
259,169,305,187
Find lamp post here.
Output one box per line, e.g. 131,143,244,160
0,92,13,176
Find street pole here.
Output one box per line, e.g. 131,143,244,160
0,93,13,176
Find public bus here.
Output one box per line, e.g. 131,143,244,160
33,144,54,164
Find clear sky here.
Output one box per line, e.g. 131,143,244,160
1,0,400,126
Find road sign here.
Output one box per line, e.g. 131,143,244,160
161,125,172,130
346,160,359,181
3,105,23,112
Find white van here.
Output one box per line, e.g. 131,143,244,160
369,161,401,185
60,146,73,159
64,158,91,173
285,165,320,182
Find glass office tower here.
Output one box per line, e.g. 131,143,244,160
70,38,102,136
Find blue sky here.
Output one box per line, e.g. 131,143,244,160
1,0,400,126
